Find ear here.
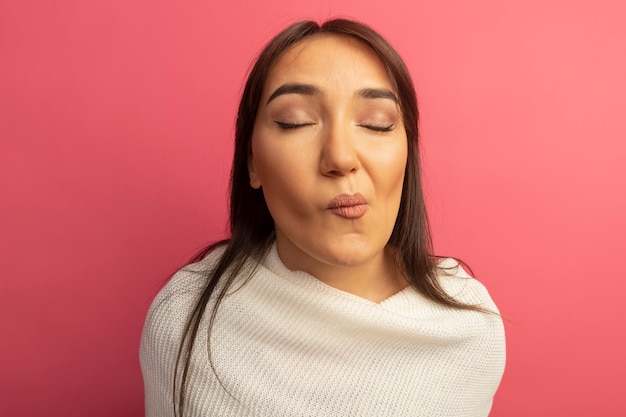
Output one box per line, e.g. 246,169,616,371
248,154,262,189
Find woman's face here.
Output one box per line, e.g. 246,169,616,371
249,34,407,283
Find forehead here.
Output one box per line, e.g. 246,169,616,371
263,34,394,95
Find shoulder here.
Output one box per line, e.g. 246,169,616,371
436,257,500,313
436,258,506,368
140,246,226,360
436,257,506,374
139,246,226,416
436,259,507,406
145,246,226,323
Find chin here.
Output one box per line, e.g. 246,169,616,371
314,243,385,269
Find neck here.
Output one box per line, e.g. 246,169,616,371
275,240,408,303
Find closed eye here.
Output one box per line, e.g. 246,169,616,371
275,121,316,129
358,123,395,132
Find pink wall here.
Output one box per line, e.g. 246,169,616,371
1,0,625,415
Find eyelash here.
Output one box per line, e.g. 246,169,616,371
359,123,395,132
274,121,395,132
275,121,315,129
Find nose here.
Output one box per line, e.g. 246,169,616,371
319,123,361,177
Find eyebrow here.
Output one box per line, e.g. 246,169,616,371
266,83,321,104
358,88,398,103
266,83,398,104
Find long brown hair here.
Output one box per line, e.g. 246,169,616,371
173,18,483,416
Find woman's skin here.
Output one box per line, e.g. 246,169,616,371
248,34,409,303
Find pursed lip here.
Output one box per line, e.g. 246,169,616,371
327,193,368,219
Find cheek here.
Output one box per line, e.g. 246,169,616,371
374,140,408,195
251,140,312,217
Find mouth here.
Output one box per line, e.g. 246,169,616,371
327,193,368,219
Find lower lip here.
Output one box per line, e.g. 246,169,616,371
330,204,368,219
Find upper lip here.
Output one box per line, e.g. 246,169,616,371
327,193,368,208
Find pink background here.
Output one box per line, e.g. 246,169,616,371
1,0,625,415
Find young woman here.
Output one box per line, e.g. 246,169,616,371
141,18,505,417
